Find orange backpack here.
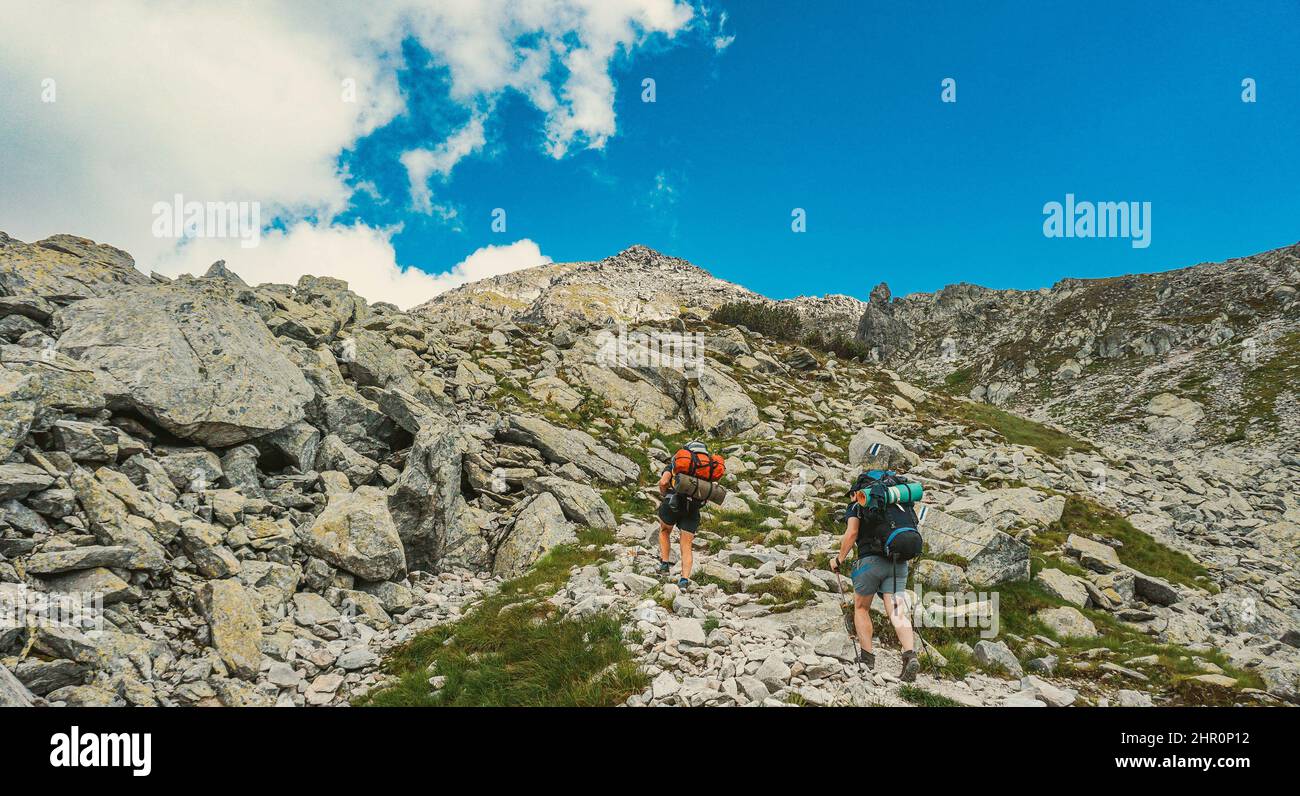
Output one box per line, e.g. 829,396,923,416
672,447,726,482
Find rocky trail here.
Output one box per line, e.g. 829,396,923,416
1,233,1297,708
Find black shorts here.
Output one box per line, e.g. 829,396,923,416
657,494,701,534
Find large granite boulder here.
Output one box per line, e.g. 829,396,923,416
387,424,492,572
685,366,759,438
0,232,147,300
300,486,406,582
848,426,920,470
493,492,577,577
53,282,313,446
497,414,638,483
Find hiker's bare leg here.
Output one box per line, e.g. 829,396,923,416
883,593,915,652
658,521,673,563
853,592,874,653
679,531,694,579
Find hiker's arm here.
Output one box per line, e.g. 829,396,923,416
833,517,859,571
657,470,672,496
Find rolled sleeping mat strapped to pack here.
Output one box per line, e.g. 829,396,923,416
673,473,728,505
884,482,923,505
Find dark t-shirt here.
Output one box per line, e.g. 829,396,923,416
843,501,884,558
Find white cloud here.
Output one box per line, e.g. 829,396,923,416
401,115,487,215
424,238,553,295
156,222,549,310
0,0,697,305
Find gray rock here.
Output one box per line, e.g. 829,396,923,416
0,365,39,459
848,427,920,470
498,414,639,483
8,659,87,696
1066,534,1121,573
651,671,681,700
0,463,54,500
219,444,265,498
300,486,407,582
388,424,489,572
666,617,707,646
0,232,147,300
755,653,792,690
1115,689,1154,707
526,476,616,528
180,518,242,578
1131,571,1180,606
263,421,321,471
685,366,759,437
0,663,35,707
54,282,313,446
814,631,857,663
337,648,379,671
197,579,263,680
23,545,148,574
68,468,167,567
1020,674,1077,706
37,567,138,604
736,675,770,702
973,639,1024,678
1036,568,1089,608
157,448,224,492
494,492,577,577
1037,606,1099,638
292,592,341,626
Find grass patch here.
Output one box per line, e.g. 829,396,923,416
1042,497,1215,591
357,528,648,707
934,398,1095,458
745,576,814,603
899,684,963,707
943,367,974,393
1239,330,1300,431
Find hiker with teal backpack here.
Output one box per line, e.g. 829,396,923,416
830,470,925,682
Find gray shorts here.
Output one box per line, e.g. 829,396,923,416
851,555,909,596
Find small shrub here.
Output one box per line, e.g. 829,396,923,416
710,301,803,340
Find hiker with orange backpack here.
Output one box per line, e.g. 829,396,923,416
656,440,726,590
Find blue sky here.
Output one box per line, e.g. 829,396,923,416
3,2,1297,308
342,0,1300,301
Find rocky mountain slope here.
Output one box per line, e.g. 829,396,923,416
1,231,1296,708
855,244,1300,452
415,243,866,338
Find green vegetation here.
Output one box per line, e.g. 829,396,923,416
898,685,963,707
931,397,1094,458
943,367,974,393
710,301,871,361
710,500,783,544
745,576,814,604
1042,497,1215,591
710,301,803,340
1239,330,1300,432
803,330,872,362
356,527,648,707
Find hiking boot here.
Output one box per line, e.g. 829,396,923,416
657,560,671,574
901,650,920,683
677,577,691,590
856,649,875,670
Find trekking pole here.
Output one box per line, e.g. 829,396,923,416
830,557,857,650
